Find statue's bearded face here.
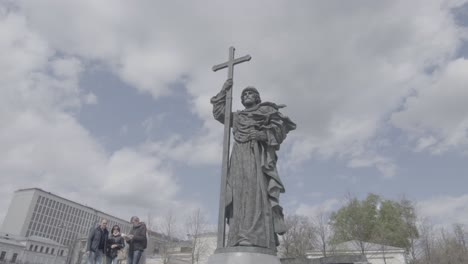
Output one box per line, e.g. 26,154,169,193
241,90,261,108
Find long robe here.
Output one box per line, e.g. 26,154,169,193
211,89,296,250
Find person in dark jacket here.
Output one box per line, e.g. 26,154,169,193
125,216,147,264
87,219,109,264
106,225,125,264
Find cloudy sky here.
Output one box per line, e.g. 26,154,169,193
1,0,468,232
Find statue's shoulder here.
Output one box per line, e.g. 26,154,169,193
258,102,286,112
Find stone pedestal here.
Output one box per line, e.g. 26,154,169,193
206,247,281,264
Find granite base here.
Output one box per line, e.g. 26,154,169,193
206,251,281,264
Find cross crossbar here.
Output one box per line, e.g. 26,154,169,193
212,47,251,79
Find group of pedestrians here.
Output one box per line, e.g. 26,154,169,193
87,216,147,264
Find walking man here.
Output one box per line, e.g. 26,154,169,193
125,216,147,264
87,219,109,264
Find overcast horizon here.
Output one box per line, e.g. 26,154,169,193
1,0,468,233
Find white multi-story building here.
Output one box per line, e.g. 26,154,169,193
1,188,131,247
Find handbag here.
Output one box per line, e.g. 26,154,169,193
117,248,126,260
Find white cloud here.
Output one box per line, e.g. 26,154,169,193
142,113,167,137
392,58,468,154
141,132,223,167
418,194,468,225
2,0,468,226
348,155,397,178
0,5,199,225
9,0,468,177
83,92,98,105
50,57,83,78
295,199,341,218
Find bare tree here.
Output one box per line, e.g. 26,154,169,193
417,218,435,263
453,223,467,253
412,220,468,264
280,214,317,258
185,209,210,264
147,211,153,231
312,209,332,257
158,211,178,264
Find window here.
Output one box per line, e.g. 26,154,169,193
40,246,43,253
10,253,17,263
34,245,38,252
29,245,33,251
45,247,49,254
0,251,5,260
51,248,55,255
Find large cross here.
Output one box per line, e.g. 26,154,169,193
212,47,251,249
212,46,252,79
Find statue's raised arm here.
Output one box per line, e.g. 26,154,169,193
211,79,233,125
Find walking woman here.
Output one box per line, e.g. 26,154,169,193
106,225,125,264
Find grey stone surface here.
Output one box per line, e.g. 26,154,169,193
215,245,276,255
206,251,281,264
280,254,368,264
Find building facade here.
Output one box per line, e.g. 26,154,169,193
0,234,23,263
306,240,406,264
0,233,68,264
1,188,131,247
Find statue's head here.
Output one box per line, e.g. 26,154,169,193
241,86,261,108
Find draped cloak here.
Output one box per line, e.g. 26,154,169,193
211,89,296,250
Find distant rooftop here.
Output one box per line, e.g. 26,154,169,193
0,232,62,246
334,240,405,252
